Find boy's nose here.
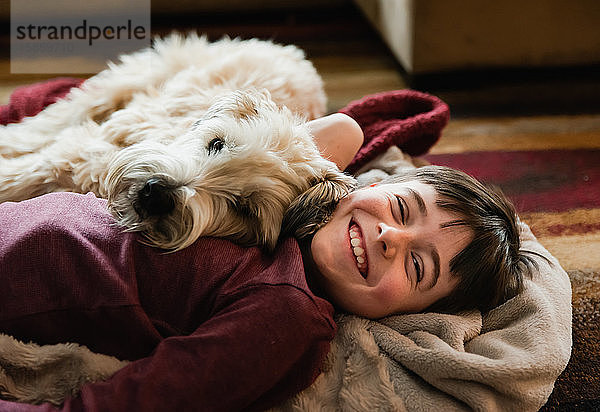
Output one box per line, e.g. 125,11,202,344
377,222,411,258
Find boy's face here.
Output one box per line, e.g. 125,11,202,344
310,180,472,318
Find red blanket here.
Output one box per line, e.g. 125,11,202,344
0,78,449,173
0,78,85,125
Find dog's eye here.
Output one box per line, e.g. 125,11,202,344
207,137,225,154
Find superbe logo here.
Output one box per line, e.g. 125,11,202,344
15,20,146,46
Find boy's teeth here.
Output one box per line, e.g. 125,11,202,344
349,222,368,277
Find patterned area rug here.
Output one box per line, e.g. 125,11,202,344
425,148,600,411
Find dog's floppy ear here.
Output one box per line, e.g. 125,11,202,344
282,171,356,241
202,89,275,123
233,191,286,251
229,88,283,121
229,90,261,120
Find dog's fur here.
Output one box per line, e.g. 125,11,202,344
0,34,356,250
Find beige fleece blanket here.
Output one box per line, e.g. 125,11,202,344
0,148,572,410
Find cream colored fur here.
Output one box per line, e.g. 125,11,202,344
0,34,355,250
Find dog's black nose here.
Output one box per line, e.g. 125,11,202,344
138,178,175,216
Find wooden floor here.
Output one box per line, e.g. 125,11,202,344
2,4,600,155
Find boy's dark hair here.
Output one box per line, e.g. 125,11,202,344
378,165,540,313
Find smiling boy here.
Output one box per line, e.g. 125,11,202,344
308,179,472,318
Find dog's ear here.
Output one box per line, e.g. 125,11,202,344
232,192,284,251
230,91,260,120
282,171,356,241
229,89,281,121
200,89,275,124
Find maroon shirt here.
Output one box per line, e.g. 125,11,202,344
0,192,336,411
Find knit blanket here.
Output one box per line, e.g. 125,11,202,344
0,81,571,409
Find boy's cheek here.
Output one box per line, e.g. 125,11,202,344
369,280,408,314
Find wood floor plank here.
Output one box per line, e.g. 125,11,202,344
433,114,600,154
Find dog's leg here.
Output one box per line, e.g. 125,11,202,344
69,34,216,125
1,39,194,143
0,153,77,202
0,45,176,157
0,127,116,202
63,48,164,125
0,76,141,159
0,120,51,158
0,67,160,158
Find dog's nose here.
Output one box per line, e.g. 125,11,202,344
137,178,175,216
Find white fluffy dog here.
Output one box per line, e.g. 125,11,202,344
0,34,356,250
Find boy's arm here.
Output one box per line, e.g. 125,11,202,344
308,113,364,170
60,285,334,412
3,284,334,412
0,285,333,412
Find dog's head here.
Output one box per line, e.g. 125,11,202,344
104,89,355,251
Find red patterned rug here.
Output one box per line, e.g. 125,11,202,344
425,149,600,214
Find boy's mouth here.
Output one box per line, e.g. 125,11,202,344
349,219,368,279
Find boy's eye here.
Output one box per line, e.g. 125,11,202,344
395,195,405,224
411,253,423,283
